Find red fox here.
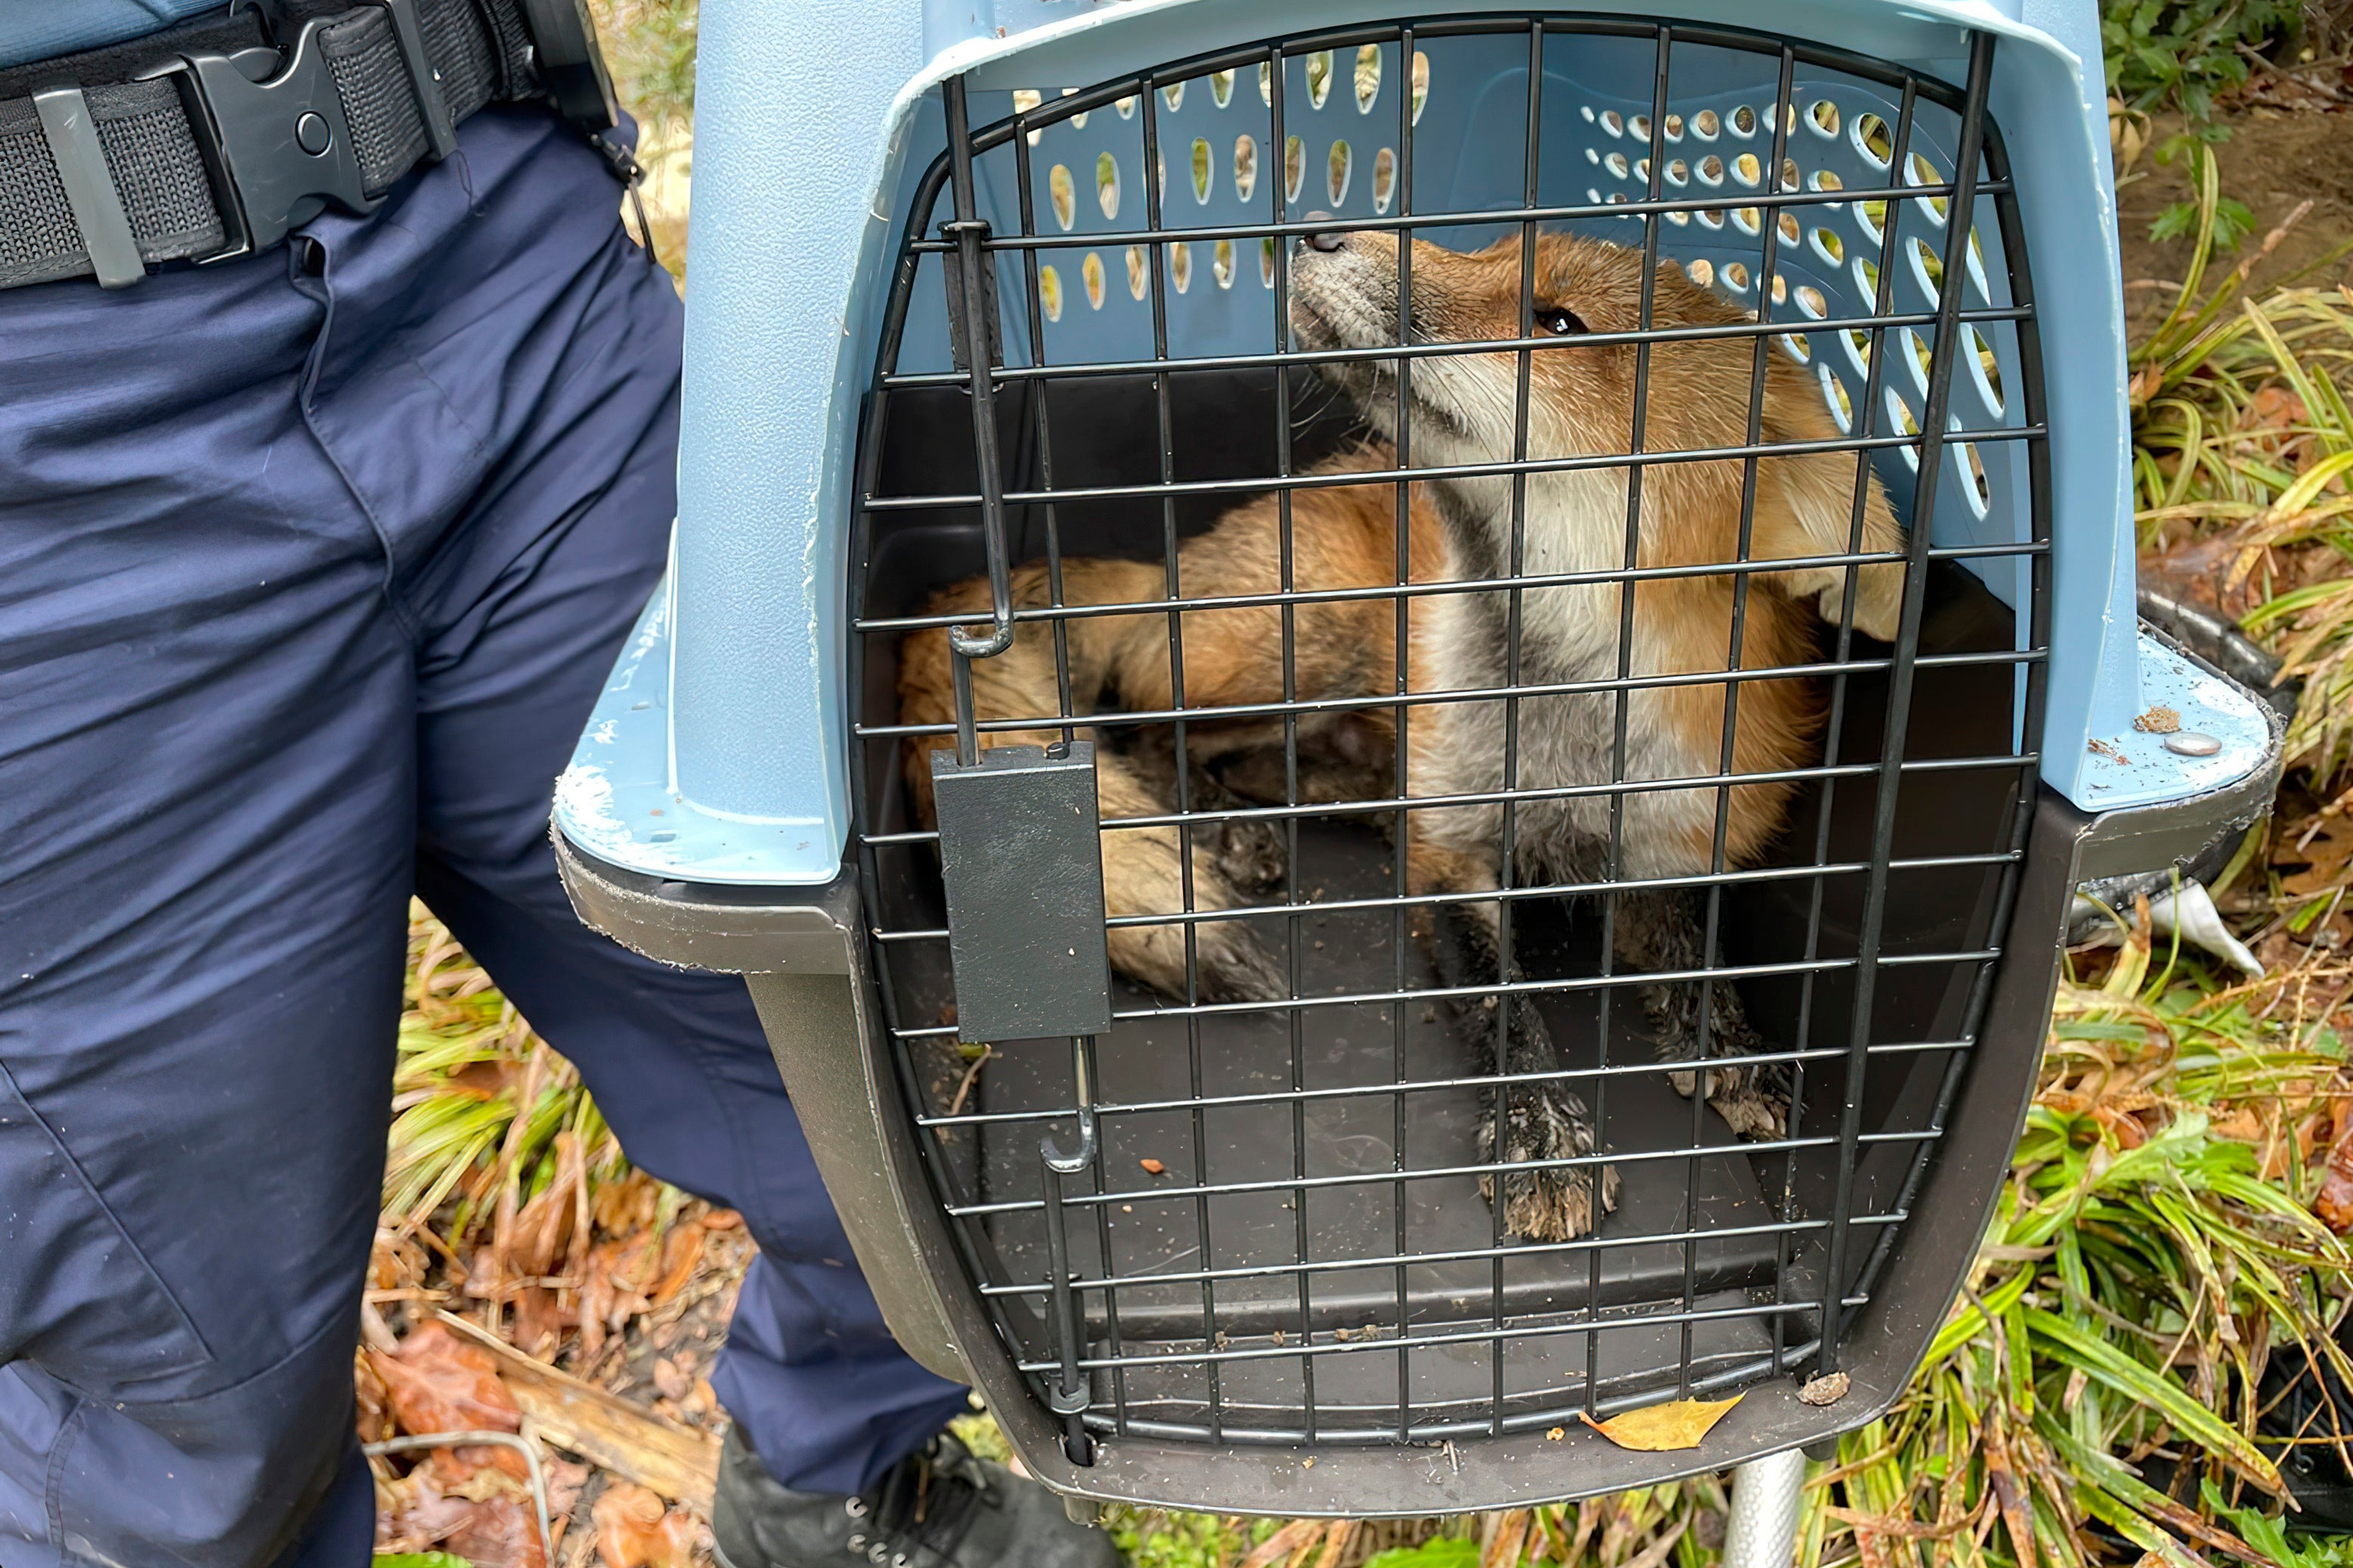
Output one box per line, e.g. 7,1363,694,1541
899,227,1904,1242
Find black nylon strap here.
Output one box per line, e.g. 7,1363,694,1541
0,0,539,290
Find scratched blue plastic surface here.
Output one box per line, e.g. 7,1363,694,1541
553,0,2246,887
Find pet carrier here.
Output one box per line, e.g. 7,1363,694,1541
553,0,2286,1529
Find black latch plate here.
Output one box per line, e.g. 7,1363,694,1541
930,743,1113,1041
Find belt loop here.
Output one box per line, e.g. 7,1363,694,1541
370,0,459,159
31,87,144,289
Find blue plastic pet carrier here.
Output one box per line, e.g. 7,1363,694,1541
555,0,2285,1520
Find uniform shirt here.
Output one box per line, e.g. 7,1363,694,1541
0,1,221,70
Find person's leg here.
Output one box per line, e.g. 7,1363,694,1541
0,228,411,1567
337,107,975,1497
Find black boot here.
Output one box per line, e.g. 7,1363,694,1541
711,1425,1122,1568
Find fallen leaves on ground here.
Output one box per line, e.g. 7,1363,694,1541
593,1483,700,1568
1577,1394,1742,1452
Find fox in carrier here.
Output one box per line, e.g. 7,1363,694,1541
899,224,1906,1244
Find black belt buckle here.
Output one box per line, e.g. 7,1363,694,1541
139,17,377,264
517,0,618,138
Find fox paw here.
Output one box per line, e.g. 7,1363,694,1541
1478,1089,1621,1242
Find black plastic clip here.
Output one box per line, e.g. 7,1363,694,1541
140,19,377,263
369,0,458,160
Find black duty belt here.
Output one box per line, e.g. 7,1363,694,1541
0,0,629,291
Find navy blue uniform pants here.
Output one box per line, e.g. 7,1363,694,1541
0,107,968,1567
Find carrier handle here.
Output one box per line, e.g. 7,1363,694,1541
942,74,1017,662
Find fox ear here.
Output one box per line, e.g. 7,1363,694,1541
1760,455,1908,642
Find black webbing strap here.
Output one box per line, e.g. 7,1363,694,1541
0,0,540,290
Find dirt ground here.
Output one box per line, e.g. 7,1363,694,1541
2117,104,2353,335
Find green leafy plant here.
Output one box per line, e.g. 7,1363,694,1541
2103,0,2299,119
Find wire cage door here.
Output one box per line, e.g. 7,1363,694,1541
849,11,2048,1478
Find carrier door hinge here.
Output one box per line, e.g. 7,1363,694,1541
930,742,1113,1041
940,218,1004,375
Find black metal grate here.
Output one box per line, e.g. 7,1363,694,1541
847,14,2048,1465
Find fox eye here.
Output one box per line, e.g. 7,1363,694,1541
1536,305,1588,336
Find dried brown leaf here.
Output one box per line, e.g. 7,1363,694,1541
1577,1393,1742,1452
593,1482,697,1568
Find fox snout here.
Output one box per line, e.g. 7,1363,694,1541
1287,225,1909,642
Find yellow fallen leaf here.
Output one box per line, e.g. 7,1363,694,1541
1578,1393,1742,1452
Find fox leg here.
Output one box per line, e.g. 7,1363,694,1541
1613,887,1789,1140
1411,832,1619,1242
1091,746,1288,1004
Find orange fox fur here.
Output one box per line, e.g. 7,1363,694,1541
898,230,1903,1239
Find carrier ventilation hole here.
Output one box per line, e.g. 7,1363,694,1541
1855,255,1880,302
1782,156,1800,192
1965,325,2004,412
1411,50,1430,123
1608,191,1628,203
1856,199,1884,245
1306,51,1334,109
1771,274,1787,305
1373,147,1396,212
1159,82,1181,113
1899,327,1931,391
1693,108,1721,139
1356,45,1382,112
1844,328,1872,370
1191,138,1212,203
1169,240,1192,292
1666,158,1689,186
1048,164,1075,230
1781,330,1810,363
1125,246,1147,300
1116,94,1136,119
1852,113,1891,167
1038,264,1063,320
1234,135,1259,202
1664,113,1684,140
1630,113,1652,140
1698,155,1724,186
1259,60,1272,106
1081,252,1105,309
1821,364,1853,429
1261,236,1277,286
1589,186,1604,205
1909,153,1948,221
1812,229,1843,265
1910,237,1943,298
1733,206,1760,235
1811,169,1844,203
1731,104,1757,136
1063,86,1086,130
1808,99,1840,138
1600,110,1625,138
1959,439,1991,513
1284,136,1305,203
1723,259,1751,292
1698,208,1724,229
1686,257,1714,286
1013,88,1044,146
1667,207,1689,225
1778,211,1800,246
1096,153,1119,220
1887,387,1921,459
1328,141,1352,205
1213,239,1236,288
1210,69,1234,107
1794,283,1826,317
1733,152,1761,187
1635,156,1652,184
1605,152,1630,178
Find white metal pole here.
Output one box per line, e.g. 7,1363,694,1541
1720,1449,1808,1568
